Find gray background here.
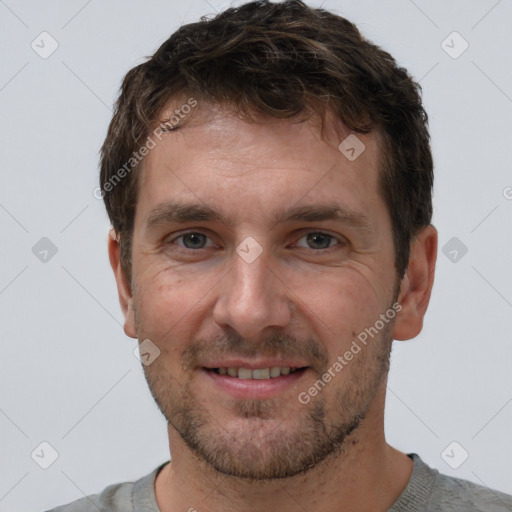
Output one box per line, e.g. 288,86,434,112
1,0,511,510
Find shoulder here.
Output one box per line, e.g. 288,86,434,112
45,461,167,512
391,454,512,512
430,471,512,511
45,480,134,512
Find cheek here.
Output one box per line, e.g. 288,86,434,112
134,266,217,347
282,266,385,342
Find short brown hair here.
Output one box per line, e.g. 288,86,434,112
100,0,433,283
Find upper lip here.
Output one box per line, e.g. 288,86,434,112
202,359,309,370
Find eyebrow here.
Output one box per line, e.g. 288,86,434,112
145,201,373,233
146,202,225,229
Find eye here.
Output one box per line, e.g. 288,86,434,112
294,232,343,250
172,232,214,250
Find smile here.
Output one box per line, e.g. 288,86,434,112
211,366,303,379
203,366,310,399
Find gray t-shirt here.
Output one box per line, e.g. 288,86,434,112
46,453,512,511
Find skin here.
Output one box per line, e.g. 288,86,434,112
109,101,437,512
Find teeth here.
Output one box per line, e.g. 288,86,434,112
269,367,281,378
215,366,301,379
238,368,253,379
252,368,270,379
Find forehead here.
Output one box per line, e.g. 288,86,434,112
154,99,377,158
137,101,384,223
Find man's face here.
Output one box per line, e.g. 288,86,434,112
125,104,400,479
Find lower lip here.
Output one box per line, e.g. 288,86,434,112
202,368,309,399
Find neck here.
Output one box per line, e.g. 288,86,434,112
155,388,413,512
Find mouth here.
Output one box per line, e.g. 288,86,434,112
206,366,307,379
202,365,310,399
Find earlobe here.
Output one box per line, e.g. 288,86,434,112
392,225,438,341
107,229,138,339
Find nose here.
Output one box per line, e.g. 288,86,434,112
212,245,292,341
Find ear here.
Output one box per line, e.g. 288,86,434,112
108,229,137,338
393,225,437,341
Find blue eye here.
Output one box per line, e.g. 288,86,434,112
167,231,344,254
175,232,212,249
295,232,340,250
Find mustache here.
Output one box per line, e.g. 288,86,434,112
181,332,329,372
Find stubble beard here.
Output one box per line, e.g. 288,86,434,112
137,314,393,481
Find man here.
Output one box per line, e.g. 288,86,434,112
48,1,512,510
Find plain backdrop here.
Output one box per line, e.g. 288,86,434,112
0,0,511,510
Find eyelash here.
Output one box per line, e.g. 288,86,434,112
166,230,346,253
